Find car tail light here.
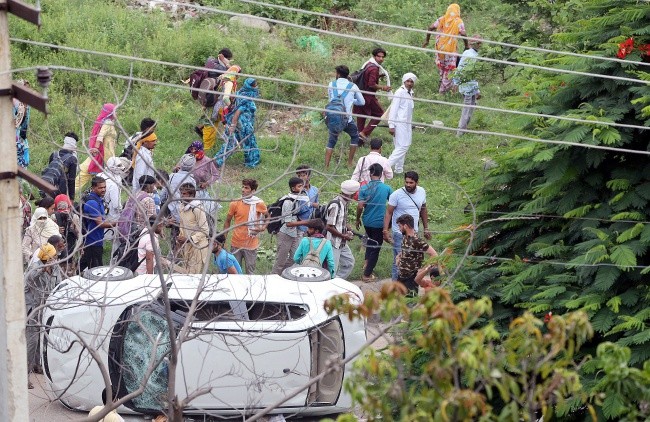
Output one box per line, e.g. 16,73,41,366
307,318,345,406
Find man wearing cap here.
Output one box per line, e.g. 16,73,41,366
387,73,418,174
25,244,65,387
325,180,360,279
455,35,482,136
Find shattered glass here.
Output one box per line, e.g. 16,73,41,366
122,310,171,412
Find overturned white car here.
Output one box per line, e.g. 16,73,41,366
41,265,366,418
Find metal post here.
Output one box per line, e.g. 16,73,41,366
0,1,30,419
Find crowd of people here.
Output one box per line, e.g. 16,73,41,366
18,6,484,391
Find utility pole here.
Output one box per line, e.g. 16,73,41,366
0,2,29,419
0,1,44,420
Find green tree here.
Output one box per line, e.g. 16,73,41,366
460,0,650,374
324,285,595,421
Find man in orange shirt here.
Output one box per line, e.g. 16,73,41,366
223,178,269,274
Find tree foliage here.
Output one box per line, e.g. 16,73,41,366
325,285,595,421
458,0,650,393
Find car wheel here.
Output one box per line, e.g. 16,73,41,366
82,266,134,281
281,265,331,282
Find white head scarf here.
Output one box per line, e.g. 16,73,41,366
402,72,418,84
62,136,77,151
30,207,60,241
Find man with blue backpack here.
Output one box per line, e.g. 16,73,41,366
324,65,365,169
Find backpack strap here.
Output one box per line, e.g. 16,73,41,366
331,81,341,99
314,238,327,254
343,82,353,100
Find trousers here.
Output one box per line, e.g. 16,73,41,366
391,230,403,281
272,231,301,275
457,94,476,135
231,247,258,275
363,226,384,277
332,244,355,279
388,145,410,174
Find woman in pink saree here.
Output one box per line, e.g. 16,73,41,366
75,103,117,193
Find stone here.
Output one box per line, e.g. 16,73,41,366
229,15,271,32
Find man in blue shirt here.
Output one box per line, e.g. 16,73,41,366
80,176,115,271
325,65,365,169
295,164,319,237
212,234,242,274
356,163,393,282
294,219,336,277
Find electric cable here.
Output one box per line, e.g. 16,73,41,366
13,63,650,156
9,38,650,132
147,0,650,85
233,0,650,69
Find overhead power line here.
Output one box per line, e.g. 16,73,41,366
149,0,650,86
13,63,650,157
233,0,650,69
9,38,650,132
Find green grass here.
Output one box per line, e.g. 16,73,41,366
13,0,523,279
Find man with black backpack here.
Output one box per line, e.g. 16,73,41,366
188,49,233,103
325,65,365,169
352,48,392,143
271,177,309,275
41,132,78,200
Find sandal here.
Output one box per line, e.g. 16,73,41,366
361,274,377,282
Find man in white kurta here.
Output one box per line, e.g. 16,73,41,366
387,73,417,174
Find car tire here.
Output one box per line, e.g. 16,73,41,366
82,266,134,281
281,265,331,282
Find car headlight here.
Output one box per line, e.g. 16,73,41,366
307,317,344,406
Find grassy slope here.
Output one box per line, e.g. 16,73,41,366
10,0,519,278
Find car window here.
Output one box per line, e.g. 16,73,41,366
171,300,309,322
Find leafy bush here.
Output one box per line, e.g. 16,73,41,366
459,0,650,392
325,285,595,421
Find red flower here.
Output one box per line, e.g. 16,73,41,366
639,43,650,61
544,312,553,323
617,37,635,59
